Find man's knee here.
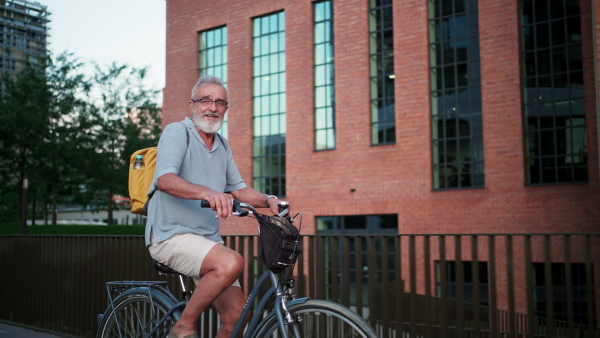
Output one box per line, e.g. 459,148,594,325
202,247,244,280
223,252,244,274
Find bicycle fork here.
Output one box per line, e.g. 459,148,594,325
270,273,303,338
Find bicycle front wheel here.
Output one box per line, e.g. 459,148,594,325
97,288,181,338
253,299,379,338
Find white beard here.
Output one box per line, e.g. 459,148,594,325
193,111,223,134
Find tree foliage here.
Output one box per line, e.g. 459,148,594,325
86,62,161,224
0,53,162,225
0,61,51,224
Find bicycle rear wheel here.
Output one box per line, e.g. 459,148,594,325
253,299,378,338
97,288,181,338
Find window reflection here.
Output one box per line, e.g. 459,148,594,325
199,26,228,138
252,12,286,196
520,0,587,184
369,0,395,145
429,0,484,189
314,1,336,151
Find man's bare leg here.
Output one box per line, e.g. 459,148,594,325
170,244,244,337
213,286,248,338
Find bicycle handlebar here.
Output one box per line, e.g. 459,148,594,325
200,199,291,218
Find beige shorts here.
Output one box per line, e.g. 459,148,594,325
149,233,240,288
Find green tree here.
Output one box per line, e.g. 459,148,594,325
0,63,51,225
0,56,161,226
41,53,94,225
88,63,161,225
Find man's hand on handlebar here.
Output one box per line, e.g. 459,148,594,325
267,196,281,216
201,196,293,219
204,192,233,219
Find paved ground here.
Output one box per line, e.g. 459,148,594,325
0,322,69,337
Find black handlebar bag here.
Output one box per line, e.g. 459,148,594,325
256,215,303,273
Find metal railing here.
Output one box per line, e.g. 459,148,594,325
0,233,598,337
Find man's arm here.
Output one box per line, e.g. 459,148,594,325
230,187,280,215
157,173,234,219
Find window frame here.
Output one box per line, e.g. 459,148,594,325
369,0,396,145
198,26,228,138
519,0,587,185
429,0,484,190
251,11,287,197
313,0,336,151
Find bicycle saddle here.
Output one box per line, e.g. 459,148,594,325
153,260,179,274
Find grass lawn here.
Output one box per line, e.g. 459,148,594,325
0,224,145,235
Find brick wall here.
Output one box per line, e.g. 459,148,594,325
162,0,600,322
163,0,600,237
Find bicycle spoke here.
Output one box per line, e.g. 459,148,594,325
254,299,378,338
98,291,177,338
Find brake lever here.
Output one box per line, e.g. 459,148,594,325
232,200,250,217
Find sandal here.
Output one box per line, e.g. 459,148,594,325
167,327,195,338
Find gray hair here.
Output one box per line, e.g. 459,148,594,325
191,75,228,99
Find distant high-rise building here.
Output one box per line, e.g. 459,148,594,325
0,0,49,77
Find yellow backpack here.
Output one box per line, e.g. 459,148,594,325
128,147,158,215
128,126,190,215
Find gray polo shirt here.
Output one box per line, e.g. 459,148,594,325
144,117,246,246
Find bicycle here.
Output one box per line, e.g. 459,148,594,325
96,200,379,338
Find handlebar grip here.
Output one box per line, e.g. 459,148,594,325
200,200,210,208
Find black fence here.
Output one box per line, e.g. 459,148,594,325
0,233,598,337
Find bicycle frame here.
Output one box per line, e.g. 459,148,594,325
101,200,307,338
233,270,309,338
103,269,309,338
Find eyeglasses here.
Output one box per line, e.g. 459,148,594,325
191,98,228,109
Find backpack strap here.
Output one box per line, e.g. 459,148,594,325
143,122,191,213
215,132,227,152
184,122,190,146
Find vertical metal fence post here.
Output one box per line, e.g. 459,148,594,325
506,235,516,338
367,236,377,329
380,235,390,336
316,236,326,300
395,235,403,335
308,236,315,298
456,235,466,337
472,235,482,338
584,235,594,338
354,236,363,317
331,235,339,303
563,235,575,338
439,235,448,335
409,235,417,336
424,235,433,338
295,235,305,298
341,236,350,308
488,235,498,336
525,235,535,338
543,235,556,337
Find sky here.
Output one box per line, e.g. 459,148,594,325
43,0,166,92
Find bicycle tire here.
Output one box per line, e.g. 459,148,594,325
97,287,181,338
253,299,379,338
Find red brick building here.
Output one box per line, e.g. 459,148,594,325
163,0,600,329
163,0,599,236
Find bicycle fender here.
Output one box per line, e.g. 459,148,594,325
97,287,181,331
251,297,310,337
115,287,179,307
